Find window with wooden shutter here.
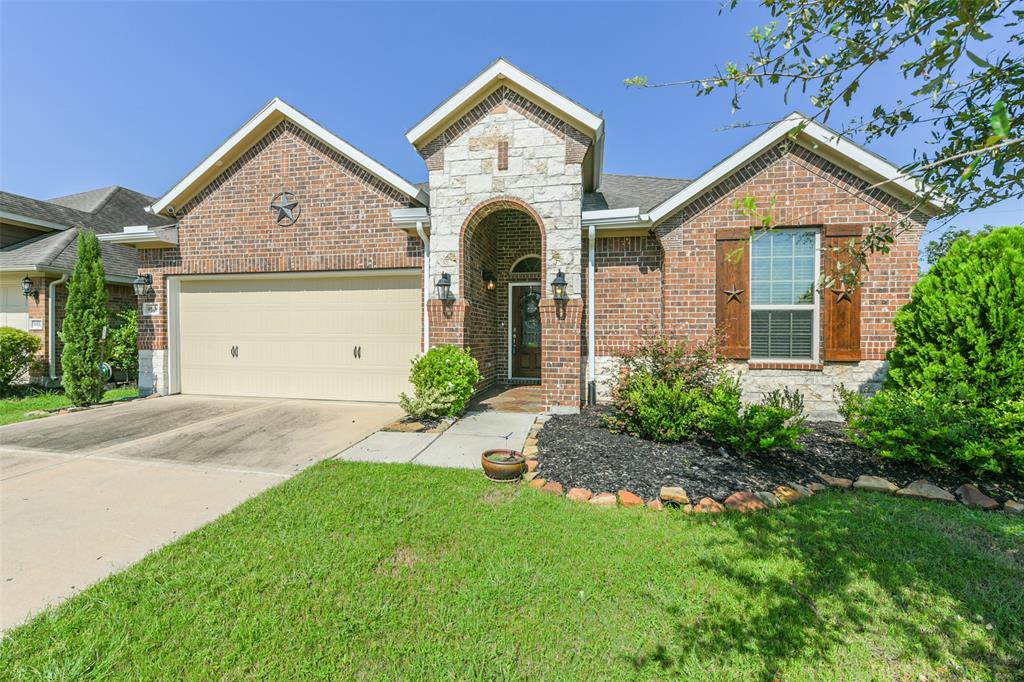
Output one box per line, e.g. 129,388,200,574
715,229,750,359
823,225,863,361
749,228,820,361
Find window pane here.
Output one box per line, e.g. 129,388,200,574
751,310,814,359
750,230,817,305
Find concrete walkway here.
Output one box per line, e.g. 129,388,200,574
336,410,538,469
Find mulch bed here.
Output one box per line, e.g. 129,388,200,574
537,406,1024,503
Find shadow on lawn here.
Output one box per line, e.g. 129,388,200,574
626,495,1024,680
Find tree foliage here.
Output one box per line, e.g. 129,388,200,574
886,226,1024,404
627,1,1022,277
60,230,109,406
0,327,41,394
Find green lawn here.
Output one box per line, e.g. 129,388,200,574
3,462,1022,680
0,386,139,426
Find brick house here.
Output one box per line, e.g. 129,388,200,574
0,186,172,384
105,59,943,417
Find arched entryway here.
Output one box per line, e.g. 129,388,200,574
461,198,545,387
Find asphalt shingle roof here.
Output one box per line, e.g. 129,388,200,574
583,174,692,212
1,186,172,280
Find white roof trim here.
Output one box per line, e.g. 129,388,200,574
98,225,179,248
0,210,70,232
150,98,428,217
647,112,948,225
391,207,430,228
406,58,604,148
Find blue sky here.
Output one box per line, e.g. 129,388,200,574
2,1,1020,247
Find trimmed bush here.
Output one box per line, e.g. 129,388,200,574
400,345,482,419
839,386,1024,477
107,306,138,376
887,226,1024,404
0,327,41,394
60,230,109,406
607,334,808,454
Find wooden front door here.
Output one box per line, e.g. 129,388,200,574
511,284,541,379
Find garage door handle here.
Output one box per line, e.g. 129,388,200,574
230,345,238,358
353,345,362,359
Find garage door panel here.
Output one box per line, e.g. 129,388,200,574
178,273,420,402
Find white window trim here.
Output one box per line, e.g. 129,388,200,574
748,228,821,364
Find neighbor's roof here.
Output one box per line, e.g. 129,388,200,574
584,174,692,212
149,98,429,218
1,186,170,280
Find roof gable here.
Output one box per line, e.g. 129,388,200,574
149,98,428,218
646,113,947,225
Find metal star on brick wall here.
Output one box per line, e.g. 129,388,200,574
270,191,300,226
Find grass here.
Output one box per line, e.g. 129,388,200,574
0,385,139,426
3,462,1022,680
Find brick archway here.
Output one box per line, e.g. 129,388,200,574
459,195,547,300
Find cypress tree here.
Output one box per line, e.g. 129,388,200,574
61,230,108,405
886,226,1024,403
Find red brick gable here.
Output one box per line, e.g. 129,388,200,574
654,140,926,360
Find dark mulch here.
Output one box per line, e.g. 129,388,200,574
537,406,1024,503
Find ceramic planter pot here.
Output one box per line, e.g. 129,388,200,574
481,449,526,482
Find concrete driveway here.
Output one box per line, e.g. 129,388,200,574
0,395,400,631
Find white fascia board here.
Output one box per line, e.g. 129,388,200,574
98,226,179,248
406,58,604,148
150,98,428,217
0,264,133,284
391,207,430,226
582,207,652,231
0,211,70,232
647,113,947,225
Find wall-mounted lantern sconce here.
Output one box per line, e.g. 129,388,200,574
133,273,153,298
550,270,568,301
435,272,454,302
21,276,39,302
482,269,496,291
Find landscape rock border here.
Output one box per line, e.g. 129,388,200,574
519,418,1024,516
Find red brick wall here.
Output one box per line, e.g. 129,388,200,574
581,235,663,357
541,299,583,408
137,121,421,351
654,141,926,361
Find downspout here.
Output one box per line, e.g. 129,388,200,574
587,224,596,405
48,273,69,381
415,221,430,354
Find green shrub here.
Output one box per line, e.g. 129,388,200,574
399,386,459,421
606,334,807,454
107,306,138,376
60,231,109,406
886,226,1024,404
0,327,41,394
842,388,1024,477
400,345,482,418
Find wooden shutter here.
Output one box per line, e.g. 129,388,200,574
715,229,750,359
823,225,862,361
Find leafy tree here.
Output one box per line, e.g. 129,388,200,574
886,226,1024,404
60,230,108,405
107,305,139,377
924,227,973,267
627,1,1021,279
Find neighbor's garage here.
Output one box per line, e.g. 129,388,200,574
175,272,420,402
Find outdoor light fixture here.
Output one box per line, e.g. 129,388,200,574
133,273,153,298
435,272,453,301
550,270,568,300
21,276,38,301
482,269,496,291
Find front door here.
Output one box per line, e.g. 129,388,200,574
510,284,541,379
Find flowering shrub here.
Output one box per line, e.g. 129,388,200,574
400,345,482,419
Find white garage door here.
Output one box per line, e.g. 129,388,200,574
0,277,29,330
177,273,420,402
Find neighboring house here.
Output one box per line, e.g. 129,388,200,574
0,186,173,383
106,59,944,417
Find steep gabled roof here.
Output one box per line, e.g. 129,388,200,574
406,58,605,148
646,112,948,224
149,98,429,218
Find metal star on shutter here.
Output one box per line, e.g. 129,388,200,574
722,287,744,303
831,284,853,303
